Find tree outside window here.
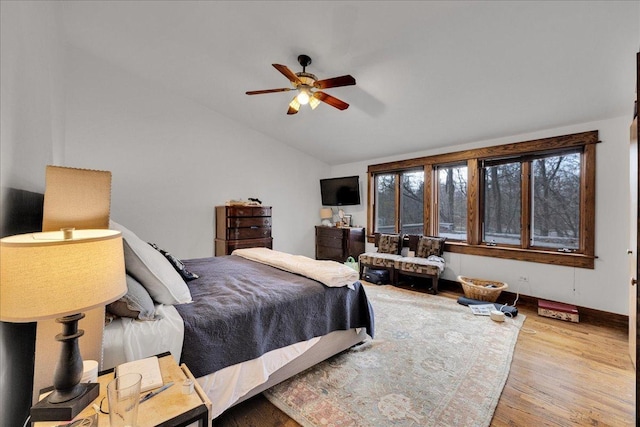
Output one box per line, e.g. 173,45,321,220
437,164,467,241
531,152,580,249
401,170,424,234
375,174,396,234
483,161,521,245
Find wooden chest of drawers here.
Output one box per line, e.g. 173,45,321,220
215,206,272,255
315,226,365,262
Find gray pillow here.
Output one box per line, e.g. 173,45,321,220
110,220,192,305
107,275,161,321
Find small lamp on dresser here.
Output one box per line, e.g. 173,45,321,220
320,208,333,226
0,228,126,422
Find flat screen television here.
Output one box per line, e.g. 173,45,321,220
320,176,361,206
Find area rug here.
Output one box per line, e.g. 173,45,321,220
264,284,525,427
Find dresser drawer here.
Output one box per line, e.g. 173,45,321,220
316,234,345,249
316,245,345,261
227,237,272,250
227,206,272,217
215,237,273,256
316,226,345,239
228,227,271,240
227,217,272,228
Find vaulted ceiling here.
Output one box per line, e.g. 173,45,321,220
58,1,639,165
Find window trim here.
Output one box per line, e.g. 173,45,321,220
367,131,598,269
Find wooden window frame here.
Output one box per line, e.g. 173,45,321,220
367,131,598,269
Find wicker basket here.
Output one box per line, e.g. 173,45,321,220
457,276,508,302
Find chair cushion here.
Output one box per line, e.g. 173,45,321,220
377,234,401,254
359,252,402,268
395,255,445,275
416,236,446,258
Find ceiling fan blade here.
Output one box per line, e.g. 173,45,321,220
313,91,349,110
314,75,356,89
246,88,294,95
287,106,299,115
273,64,302,85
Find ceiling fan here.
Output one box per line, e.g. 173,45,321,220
246,54,356,115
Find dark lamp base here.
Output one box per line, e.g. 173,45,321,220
30,382,99,422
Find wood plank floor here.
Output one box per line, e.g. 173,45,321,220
214,284,635,427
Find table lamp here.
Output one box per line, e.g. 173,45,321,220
320,208,333,226
0,229,126,421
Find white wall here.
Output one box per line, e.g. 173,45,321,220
0,1,107,412
0,0,65,192
331,116,632,315
63,46,330,259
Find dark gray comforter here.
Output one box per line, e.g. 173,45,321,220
175,255,374,378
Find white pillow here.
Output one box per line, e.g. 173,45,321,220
110,220,192,304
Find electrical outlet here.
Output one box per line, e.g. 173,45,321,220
518,275,529,283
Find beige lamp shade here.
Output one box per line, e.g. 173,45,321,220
320,208,333,220
0,229,126,322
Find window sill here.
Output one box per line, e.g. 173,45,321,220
444,242,595,269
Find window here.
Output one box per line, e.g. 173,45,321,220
482,160,521,246
400,170,424,234
372,170,425,235
367,131,597,268
437,164,467,241
531,152,581,250
375,173,396,234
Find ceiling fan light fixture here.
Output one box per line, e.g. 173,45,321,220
288,96,301,112
247,54,355,115
296,89,310,105
309,96,320,110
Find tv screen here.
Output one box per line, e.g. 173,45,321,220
320,176,361,206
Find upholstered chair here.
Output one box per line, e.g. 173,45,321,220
358,233,403,284
394,236,446,294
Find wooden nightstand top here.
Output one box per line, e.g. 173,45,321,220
34,353,211,427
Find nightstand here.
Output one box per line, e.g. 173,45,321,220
33,352,211,427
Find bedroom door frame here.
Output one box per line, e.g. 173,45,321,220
632,101,638,367
629,52,640,425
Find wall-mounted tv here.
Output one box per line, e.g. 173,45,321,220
320,176,361,206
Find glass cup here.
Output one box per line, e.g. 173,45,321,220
106,373,142,427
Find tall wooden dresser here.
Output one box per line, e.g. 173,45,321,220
215,205,272,256
315,226,365,262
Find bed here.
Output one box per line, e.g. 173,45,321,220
102,221,375,420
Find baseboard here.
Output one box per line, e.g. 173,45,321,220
433,279,628,332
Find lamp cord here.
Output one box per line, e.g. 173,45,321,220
22,415,31,427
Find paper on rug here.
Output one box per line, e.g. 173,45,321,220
264,284,524,427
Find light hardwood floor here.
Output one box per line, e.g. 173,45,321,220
214,284,635,427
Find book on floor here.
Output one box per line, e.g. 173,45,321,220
468,304,495,316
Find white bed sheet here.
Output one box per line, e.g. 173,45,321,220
197,336,322,418
102,304,184,369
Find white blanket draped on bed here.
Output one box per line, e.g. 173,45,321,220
232,247,359,289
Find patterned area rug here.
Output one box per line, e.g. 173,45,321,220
264,284,525,427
